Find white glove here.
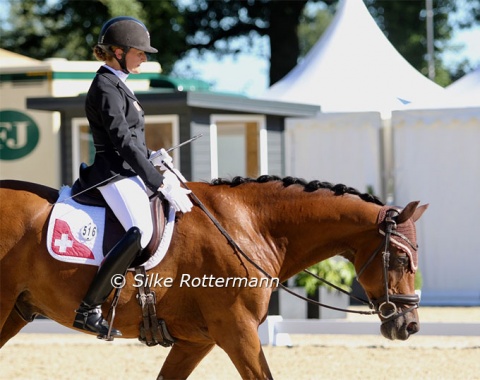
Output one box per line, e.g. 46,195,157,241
158,170,193,213
150,148,173,171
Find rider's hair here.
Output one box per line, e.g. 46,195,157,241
92,45,124,62
93,45,108,61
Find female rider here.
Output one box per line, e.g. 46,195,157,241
73,16,192,338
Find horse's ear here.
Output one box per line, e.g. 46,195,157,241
396,201,420,224
412,203,429,222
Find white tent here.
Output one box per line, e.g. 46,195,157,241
261,0,450,116
444,66,480,107
285,112,382,194
391,68,480,305
261,0,480,305
392,107,480,305
447,66,480,94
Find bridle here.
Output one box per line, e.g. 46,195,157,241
355,208,420,322
271,208,421,321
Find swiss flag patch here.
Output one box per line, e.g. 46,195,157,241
51,219,95,259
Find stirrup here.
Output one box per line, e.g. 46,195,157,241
73,306,122,338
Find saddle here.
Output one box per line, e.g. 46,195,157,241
71,171,168,268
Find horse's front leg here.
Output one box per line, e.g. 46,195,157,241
0,309,28,348
210,317,273,380
157,340,215,380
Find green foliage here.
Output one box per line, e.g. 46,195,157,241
181,0,308,85
0,0,187,73
415,269,423,290
1,0,110,61
298,5,333,58
1,0,478,84
295,258,356,296
99,0,145,18
298,0,480,86
140,0,188,74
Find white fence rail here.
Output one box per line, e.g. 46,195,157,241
258,316,480,346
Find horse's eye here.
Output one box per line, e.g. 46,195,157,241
389,255,408,270
395,256,409,267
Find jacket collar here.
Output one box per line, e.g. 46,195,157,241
96,66,136,98
103,64,129,83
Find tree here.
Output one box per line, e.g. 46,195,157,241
2,0,478,85
139,0,188,74
181,0,310,86
0,0,186,73
365,0,458,85
180,0,479,86
298,4,333,58
1,0,110,61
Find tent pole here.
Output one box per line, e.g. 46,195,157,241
426,0,435,80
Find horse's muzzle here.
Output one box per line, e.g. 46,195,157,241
380,307,419,341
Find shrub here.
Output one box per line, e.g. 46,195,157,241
295,257,355,296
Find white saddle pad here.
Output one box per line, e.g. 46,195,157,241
46,186,175,270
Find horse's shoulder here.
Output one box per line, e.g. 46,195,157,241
0,180,59,204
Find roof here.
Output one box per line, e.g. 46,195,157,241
0,48,51,73
260,0,451,116
445,66,480,107
0,49,42,64
27,91,320,118
0,49,162,76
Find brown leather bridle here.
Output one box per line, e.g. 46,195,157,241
356,209,420,322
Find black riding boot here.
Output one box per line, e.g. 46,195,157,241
73,227,142,337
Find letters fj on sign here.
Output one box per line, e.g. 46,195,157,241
0,110,40,160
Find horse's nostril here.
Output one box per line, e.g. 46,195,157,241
407,321,419,334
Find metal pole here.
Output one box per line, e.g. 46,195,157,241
426,0,435,80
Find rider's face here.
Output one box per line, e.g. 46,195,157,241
112,47,147,74
124,48,147,74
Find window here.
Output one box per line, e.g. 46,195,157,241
71,115,179,181
210,115,267,179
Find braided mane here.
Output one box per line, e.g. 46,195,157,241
210,175,384,206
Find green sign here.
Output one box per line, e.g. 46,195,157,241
0,110,40,160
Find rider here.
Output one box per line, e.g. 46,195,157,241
73,16,193,337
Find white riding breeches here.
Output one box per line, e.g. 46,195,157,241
98,176,153,249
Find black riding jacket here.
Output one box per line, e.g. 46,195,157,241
79,66,164,193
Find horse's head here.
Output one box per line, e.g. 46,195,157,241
354,201,428,341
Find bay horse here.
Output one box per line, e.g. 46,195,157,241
0,176,427,379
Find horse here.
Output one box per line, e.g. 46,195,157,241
0,176,427,379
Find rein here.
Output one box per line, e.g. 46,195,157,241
168,167,418,319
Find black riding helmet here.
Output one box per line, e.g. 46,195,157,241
98,16,157,73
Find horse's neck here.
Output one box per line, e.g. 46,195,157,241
191,182,381,282
258,189,381,281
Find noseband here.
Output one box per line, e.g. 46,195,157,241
357,209,420,322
